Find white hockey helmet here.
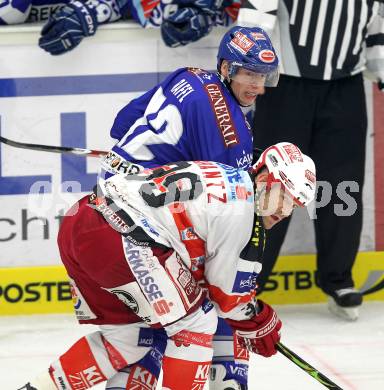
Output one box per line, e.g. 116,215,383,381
251,142,316,206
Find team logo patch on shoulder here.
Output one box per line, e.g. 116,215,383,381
188,67,204,75
188,67,213,82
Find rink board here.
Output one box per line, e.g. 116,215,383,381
0,24,383,271
0,252,383,315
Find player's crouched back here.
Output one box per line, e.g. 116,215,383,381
19,143,316,390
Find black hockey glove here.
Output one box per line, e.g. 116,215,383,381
39,0,98,55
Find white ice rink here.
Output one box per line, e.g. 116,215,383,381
2,302,384,390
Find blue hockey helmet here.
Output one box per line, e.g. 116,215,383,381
217,26,279,87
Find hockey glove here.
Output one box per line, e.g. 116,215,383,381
378,81,384,92
226,300,282,357
39,0,98,55
161,6,214,47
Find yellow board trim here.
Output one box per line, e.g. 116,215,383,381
0,266,73,315
262,251,384,304
1,252,383,315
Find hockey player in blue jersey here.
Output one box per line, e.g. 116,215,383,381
97,25,280,390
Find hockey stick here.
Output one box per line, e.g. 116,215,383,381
0,135,107,157
0,136,265,161
277,342,344,389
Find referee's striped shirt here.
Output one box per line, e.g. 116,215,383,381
237,0,384,82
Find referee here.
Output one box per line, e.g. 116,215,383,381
238,0,384,321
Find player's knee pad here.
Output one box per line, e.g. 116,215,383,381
105,367,130,390
165,298,218,354
50,325,152,389
50,332,116,389
161,299,217,390
106,328,167,390
99,323,154,364
105,365,158,390
162,356,212,390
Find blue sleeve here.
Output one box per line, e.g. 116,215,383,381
182,82,253,169
110,85,157,140
184,97,228,162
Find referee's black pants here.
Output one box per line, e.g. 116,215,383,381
253,74,367,295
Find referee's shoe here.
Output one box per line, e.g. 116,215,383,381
328,288,363,321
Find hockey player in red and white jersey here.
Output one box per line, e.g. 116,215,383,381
18,142,316,390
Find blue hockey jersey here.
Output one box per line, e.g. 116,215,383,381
100,67,254,180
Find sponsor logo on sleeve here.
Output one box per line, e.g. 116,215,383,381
191,255,205,272
201,298,214,314
122,239,175,320
232,271,257,293
180,227,199,240
88,194,131,234
175,257,202,305
204,83,239,148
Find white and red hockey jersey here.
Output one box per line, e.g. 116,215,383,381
100,160,265,321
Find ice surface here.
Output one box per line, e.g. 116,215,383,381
2,302,383,390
